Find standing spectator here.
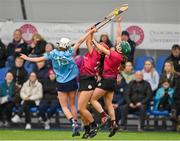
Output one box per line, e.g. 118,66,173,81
165,44,180,75
39,69,59,129
33,60,49,84
0,72,15,127
160,61,176,88
172,74,180,131
113,74,127,125
0,39,7,68
11,72,43,129
6,29,28,68
154,79,174,111
29,33,47,56
120,71,153,131
142,59,159,92
24,33,47,73
121,61,135,84
163,44,180,131
121,31,136,63
99,34,113,48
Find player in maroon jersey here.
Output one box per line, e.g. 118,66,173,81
90,17,130,137
78,28,109,139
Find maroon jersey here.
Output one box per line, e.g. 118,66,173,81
80,49,101,76
103,50,123,79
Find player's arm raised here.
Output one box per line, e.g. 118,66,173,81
73,28,96,54
86,28,95,54
92,39,110,56
116,16,122,45
20,54,46,62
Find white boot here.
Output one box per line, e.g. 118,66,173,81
25,123,31,130
11,115,21,123
44,120,50,130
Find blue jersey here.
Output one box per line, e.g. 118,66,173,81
43,48,78,83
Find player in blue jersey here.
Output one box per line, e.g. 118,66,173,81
20,28,96,136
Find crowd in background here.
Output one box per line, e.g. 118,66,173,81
0,29,179,131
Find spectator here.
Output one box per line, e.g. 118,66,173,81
11,72,43,129
29,33,47,56
45,42,54,53
171,75,180,131
8,57,28,107
121,31,136,63
99,34,113,48
121,61,135,84
120,71,153,131
142,59,159,92
45,43,54,68
154,79,174,111
0,39,7,68
160,61,176,88
6,29,28,68
24,33,47,73
8,57,28,86
39,69,59,129
165,44,180,76
113,74,127,125
0,72,15,127
33,60,49,84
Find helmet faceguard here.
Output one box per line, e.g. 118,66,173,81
116,41,131,55
56,38,72,51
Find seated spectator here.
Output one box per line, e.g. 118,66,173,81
121,61,135,84
154,79,174,111
113,74,127,124
0,72,15,127
165,44,180,76
0,39,7,68
44,42,54,68
33,60,49,84
45,42,54,53
39,69,60,129
8,57,28,107
120,71,153,131
142,59,159,92
6,29,29,68
11,72,43,129
99,33,113,48
8,57,28,87
160,61,176,88
121,31,136,63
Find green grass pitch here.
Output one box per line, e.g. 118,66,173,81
0,130,180,140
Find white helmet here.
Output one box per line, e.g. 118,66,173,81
57,38,71,50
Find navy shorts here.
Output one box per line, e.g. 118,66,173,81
57,78,78,92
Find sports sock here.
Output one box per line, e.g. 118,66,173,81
90,120,97,128
100,111,107,119
84,125,90,132
110,120,116,128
